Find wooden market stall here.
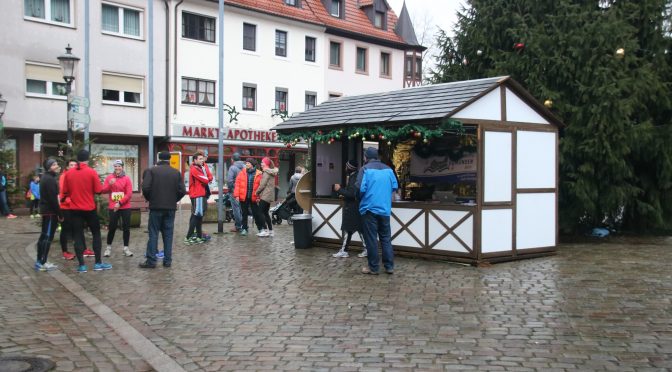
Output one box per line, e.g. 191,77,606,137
272,76,563,264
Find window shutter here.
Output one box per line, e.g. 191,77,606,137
26,63,63,83
103,74,144,93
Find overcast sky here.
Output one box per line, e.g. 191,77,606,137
386,0,466,36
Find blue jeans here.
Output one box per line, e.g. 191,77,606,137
0,190,10,215
146,210,175,265
361,211,394,273
230,195,242,229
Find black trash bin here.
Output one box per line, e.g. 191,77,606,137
291,214,313,249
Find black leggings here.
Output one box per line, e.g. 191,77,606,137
37,215,59,264
71,210,102,265
60,210,72,253
30,199,39,214
107,209,131,246
258,200,272,231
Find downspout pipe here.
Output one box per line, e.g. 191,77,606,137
164,0,170,140
173,0,184,115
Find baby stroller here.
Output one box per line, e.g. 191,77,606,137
214,192,234,222
271,193,300,225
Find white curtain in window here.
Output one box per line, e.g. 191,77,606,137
102,4,119,32
24,0,45,18
123,8,140,36
50,0,70,23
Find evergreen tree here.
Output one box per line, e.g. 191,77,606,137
431,0,672,233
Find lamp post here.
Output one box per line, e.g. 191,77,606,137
57,44,80,148
0,93,7,137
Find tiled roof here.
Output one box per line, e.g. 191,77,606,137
220,0,412,47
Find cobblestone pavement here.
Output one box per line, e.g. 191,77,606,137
1,212,672,371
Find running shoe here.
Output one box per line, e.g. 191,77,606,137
256,229,269,237
240,229,248,236
42,262,58,271
93,262,112,271
156,251,164,258
332,250,349,258
83,249,95,257
62,252,75,260
267,230,275,237
357,250,368,258
77,265,88,273
123,247,133,257
103,246,112,257
34,261,43,271
7,214,17,219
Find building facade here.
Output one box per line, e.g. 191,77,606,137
0,0,422,202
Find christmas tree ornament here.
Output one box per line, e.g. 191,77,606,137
476,50,483,56
370,134,376,139
423,138,429,143
414,132,422,138
615,48,625,59
387,141,392,146
544,99,553,108
514,43,525,51
462,57,468,65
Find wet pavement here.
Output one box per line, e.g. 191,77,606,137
1,211,671,371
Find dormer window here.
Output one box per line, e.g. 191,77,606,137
330,0,341,17
374,11,385,29
285,0,299,7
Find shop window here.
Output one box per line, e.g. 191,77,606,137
102,72,144,106
102,2,142,38
243,23,256,51
25,63,67,99
91,144,140,191
24,0,72,26
182,77,215,107
182,11,215,43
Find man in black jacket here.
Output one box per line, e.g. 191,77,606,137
35,159,62,271
140,151,186,268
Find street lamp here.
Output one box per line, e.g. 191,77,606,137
57,44,80,147
0,93,6,136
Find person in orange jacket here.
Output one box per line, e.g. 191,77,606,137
185,151,213,244
233,158,263,236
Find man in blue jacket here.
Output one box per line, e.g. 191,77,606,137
226,152,245,232
356,147,398,275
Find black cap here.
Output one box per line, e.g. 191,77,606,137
364,147,378,160
77,149,90,162
232,152,241,161
44,159,58,170
158,151,171,160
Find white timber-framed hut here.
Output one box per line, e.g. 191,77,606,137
272,76,563,265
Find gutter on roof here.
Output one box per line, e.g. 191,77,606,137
205,0,324,28
325,27,426,51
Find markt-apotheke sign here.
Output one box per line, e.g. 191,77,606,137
173,124,278,142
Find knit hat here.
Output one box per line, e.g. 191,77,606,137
261,157,272,168
158,151,171,160
44,159,58,170
77,149,90,162
245,157,257,166
364,147,378,160
232,152,241,161
346,159,358,170
113,159,124,167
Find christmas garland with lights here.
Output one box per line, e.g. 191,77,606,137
278,119,465,147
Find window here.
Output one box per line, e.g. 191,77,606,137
275,88,288,113
305,92,316,111
102,3,142,38
285,0,299,6
275,30,287,57
92,144,140,191
330,0,341,17
356,47,367,73
243,23,256,51
374,11,385,29
405,56,413,78
415,57,422,79
380,52,390,77
182,12,215,43
329,41,341,68
305,36,316,62
242,84,256,111
25,63,67,99
181,77,215,106
24,0,71,25
102,73,144,106
328,93,342,99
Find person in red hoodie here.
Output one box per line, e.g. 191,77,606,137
58,159,81,260
101,160,134,258
185,151,212,245
61,150,112,273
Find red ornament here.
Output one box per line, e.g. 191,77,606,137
514,43,525,51
317,130,323,135
286,143,292,148
414,132,422,138
379,134,385,140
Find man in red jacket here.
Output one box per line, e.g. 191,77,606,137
101,160,134,258
61,150,112,273
185,151,212,245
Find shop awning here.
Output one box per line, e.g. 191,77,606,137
272,76,562,132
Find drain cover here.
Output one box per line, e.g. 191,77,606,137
0,357,55,372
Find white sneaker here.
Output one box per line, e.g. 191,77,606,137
103,246,111,257
357,250,368,258
123,247,133,257
267,230,274,237
256,230,269,237
42,262,58,271
332,250,349,258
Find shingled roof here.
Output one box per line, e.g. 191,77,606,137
272,76,562,131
